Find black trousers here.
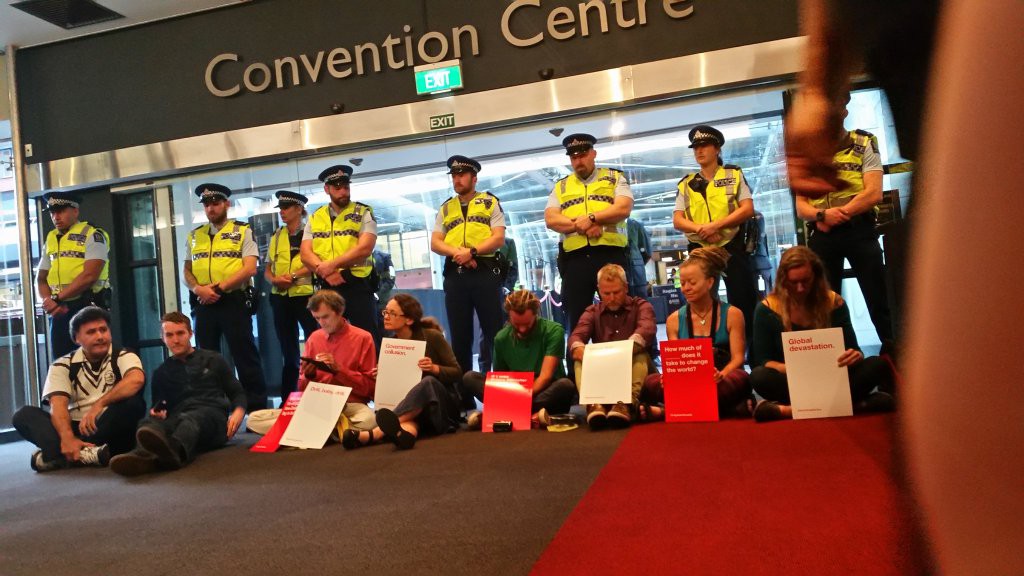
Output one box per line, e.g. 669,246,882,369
750,355,894,405
137,406,228,463
808,216,894,342
689,235,758,346
192,292,267,411
48,294,105,359
269,293,318,403
463,371,579,414
394,376,461,436
12,396,145,462
559,245,629,335
322,276,381,349
444,267,503,381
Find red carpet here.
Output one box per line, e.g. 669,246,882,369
532,415,925,575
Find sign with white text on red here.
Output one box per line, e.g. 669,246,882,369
250,391,303,453
482,372,533,433
660,339,718,422
782,328,853,419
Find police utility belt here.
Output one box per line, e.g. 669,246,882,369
443,252,509,280
313,267,381,292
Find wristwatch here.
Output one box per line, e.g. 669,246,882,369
588,213,597,223
213,284,225,295
470,247,478,258
815,210,826,223
290,273,298,282
51,293,60,304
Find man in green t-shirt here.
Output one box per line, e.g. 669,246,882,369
462,290,578,427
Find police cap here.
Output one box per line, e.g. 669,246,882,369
274,190,308,208
318,165,354,186
688,125,725,148
562,133,597,156
194,183,232,204
446,155,481,175
42,191,81,212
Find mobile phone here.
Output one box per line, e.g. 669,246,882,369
153,400,168,412
492,420,513,433
300,356,335,373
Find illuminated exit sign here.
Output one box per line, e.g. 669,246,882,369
414,60,463,95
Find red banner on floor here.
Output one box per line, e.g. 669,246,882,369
660,339,718,422
250,392,302,452
483,372,533,433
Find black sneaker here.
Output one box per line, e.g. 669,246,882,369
753,400,786,423
857,391,896,414
30,450,68,473
109,450,159,477
137,426,184,470
376,408,416,450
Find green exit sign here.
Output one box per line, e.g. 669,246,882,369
414,60,463,95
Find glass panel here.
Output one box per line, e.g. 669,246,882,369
132,266,163,341
136,345,166,404
127,193,156,260
1,138,34,430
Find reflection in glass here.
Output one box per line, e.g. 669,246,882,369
133,267,162,341
128,194,156,260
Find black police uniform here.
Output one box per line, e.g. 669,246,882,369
187,183,268,411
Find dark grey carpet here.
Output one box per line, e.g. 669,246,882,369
0,428,626,576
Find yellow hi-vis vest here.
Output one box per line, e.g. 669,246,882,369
677,165,744,247
188,220,250,287
269,226,314,296
810,130,878,210
45,221,110,299
555,168,628,252
440,192,500,253
309,202,374,278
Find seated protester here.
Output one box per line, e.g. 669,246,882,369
568,264,658,430
13,306,145,472
344,294,461,451
645,247,754,420
750,246,895,422
110,312,246,476
462,290,578,428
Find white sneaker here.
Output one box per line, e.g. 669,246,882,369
77,444,111,467
30,450,67,473
466,411,483,431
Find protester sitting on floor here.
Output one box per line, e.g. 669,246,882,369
12,306,145,472
750,246,895,422
568,263,659,430
345,294,462,451
462,290,578,429
645,247,754,420
109,312,246,476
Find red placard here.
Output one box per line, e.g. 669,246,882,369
660,339,719,422
250,392,302,452
482,372,534,433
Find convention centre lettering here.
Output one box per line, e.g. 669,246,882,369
204,0,695,98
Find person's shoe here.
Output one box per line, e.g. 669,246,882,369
77,444,111,467
586,404,607,430
136,426,184,470
753,400,786,423
532,408,551,429
29,450,68,473
376,408,416,450
109,450,159,477
857,391,896,414
466,410,483,431
606,402,632,429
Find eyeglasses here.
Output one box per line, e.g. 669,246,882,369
381,310,404,318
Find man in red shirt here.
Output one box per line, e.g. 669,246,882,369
298,290,377,431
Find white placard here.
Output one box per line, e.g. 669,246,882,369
579,340,634,404
373,338,427,411
782,328,853,419
279,382,351,449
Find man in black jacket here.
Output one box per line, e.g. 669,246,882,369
110,311,246,476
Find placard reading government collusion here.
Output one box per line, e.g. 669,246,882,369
204,0,695,97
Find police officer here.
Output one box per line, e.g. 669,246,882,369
183,183,267,411
265,190,318,405
299,165,381,345
430,155,506,383
36,192,111,359
673,125,758,344
544,133,633,335
794,94,893,343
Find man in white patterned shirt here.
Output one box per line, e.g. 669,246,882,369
12,307,145,472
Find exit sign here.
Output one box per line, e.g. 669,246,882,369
429,114,455,130
414,59,463,95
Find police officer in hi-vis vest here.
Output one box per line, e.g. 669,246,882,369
36,192,112,359
544,133,633,335
265,190,318,404
794,93,893,343
183,183,267,411
299,165,381,346
673,125,758,344
430,155,506,384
